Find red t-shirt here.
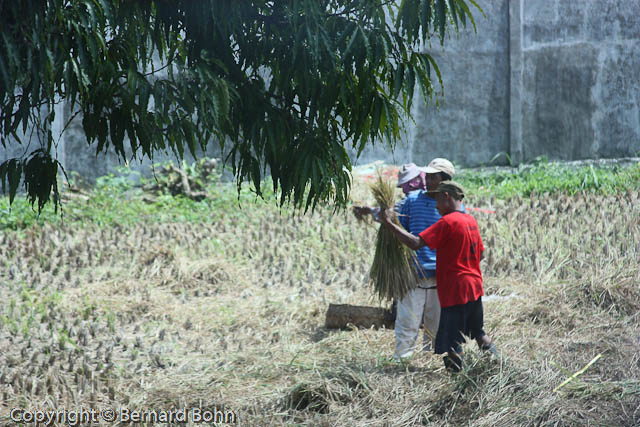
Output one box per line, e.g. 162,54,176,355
418,211,485,308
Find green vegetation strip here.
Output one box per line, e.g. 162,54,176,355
457,161,640,199
0,161,638,231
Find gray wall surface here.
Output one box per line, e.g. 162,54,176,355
411,0,511,167
2,0,639,183
356,0,640,167
519,0,640,163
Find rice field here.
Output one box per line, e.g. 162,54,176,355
0,164,639,426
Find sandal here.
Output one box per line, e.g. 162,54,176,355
481,343,500,358
443,354,463,373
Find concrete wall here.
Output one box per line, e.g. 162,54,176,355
411,0,511,167
357,0,640,167
520,0,640,162
2,0,639,182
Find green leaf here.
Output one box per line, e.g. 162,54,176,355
424,53,443,92
448,0,460,30
183,121,197,158
436,0,447,41
343,25,360,60
127,67,137,94
392,65,404,99
7,159,22,205
420,0,433,40
0,161,8,195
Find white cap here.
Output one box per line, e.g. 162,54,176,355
422,158,455,177
396,163,422,187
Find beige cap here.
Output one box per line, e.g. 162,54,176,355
422,158,455,176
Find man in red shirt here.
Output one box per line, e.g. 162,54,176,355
379,181,499,372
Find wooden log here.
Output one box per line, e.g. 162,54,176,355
325,303,394,330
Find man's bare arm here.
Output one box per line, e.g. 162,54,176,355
378,208,426,251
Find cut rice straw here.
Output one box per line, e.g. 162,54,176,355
553,353,602,393
368,173,420,301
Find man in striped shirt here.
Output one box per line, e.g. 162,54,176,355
392,158,456,360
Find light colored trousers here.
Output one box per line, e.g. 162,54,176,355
394,277,440,359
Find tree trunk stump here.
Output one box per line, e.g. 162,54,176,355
324,303,394,330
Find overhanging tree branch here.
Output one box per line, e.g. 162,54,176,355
0,0,481,213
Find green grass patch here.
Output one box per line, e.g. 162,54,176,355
0,164,287,230
0,160,637,231
457,160,640,199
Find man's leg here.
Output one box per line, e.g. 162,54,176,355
436,304,466,373
394,288,427,360
468,297,500,357
421,282,440,352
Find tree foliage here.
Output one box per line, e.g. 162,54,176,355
0,0,479,212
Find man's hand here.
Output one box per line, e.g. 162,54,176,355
353,206,372,221
378,208,394,225
377,208,425,250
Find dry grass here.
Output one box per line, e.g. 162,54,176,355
0,176,639,426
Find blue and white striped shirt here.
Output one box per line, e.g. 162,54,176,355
398,190,441,278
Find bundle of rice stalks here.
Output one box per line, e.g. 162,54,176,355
368,175,419,301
